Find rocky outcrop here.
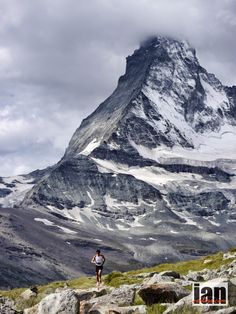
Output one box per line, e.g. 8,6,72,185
184,260,236,282
24,289,80,314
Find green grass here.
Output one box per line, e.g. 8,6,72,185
0,277,96,311
133,293,145,305
104,271,143,287
146,304,167,314
127,252,235,276
0,248,235,311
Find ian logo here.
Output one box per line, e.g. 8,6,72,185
192,281,228,306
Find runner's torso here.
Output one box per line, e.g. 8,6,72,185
95,255,103,266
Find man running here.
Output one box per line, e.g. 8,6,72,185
91,249,106,285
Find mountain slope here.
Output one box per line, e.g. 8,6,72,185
5,35,236,283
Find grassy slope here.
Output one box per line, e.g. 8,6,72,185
0,248,235,311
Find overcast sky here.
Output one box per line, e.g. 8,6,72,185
0,0,236,176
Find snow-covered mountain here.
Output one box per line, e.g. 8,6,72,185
1,36,236,288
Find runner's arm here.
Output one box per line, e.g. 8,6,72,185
91,256,96,263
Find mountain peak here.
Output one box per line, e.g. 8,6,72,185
64,35,235,159
138,35,197,63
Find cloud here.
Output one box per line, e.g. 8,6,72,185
0,0,236,176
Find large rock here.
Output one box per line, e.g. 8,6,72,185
163,294,192,314
20,287,38,300
75,287,107,302
185,270,205,282
144,274,175,285
158,271,180,279
24,289,79,314
138,282,189,305
80,285,136,313
226,278,236,306
0,296,20,314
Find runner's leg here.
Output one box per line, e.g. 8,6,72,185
98,268,102,283
96,268,99,284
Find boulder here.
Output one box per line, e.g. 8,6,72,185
134,272,157,279
158,271,180,279
20,287,37,300
144,274,174,285
138,282,189,305
0,296,20,314
24,305,37,314
24,289,79,314
228,278,236,306
163,294,192,314
185,270,204,282
75,287,107,302
174,279,193,287
80,285,136,313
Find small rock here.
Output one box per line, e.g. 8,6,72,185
203,259,213,264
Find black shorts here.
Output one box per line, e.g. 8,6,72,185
96,265,103,272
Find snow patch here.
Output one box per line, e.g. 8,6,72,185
34,218,54,226
79,138,100,156
130,124,236,162
34,217,77,234
0,175,34,207
87,191,94,206
56,226,77,234
93,158,203,188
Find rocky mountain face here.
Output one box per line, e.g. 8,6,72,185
1,36,236,288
